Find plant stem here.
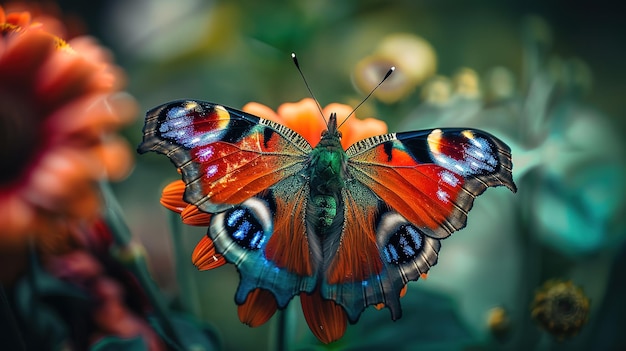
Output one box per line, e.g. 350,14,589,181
100,182,182,348
272,301,295,351
167,210,202,315
276,310,287,351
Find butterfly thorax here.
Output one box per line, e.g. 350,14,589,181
307,113,347,229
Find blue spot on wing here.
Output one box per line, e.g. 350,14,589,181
232,221,251,240
227,209,245,227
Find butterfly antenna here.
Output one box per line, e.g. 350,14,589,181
291,53,327,124
338,66,395,129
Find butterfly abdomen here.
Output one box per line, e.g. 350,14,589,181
311,195,337,227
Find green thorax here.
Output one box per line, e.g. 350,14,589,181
308,113,347,195
308,113,347,228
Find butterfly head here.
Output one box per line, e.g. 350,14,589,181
320,112,342,144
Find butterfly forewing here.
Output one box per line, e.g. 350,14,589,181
345,128,516,239
139,100,312,213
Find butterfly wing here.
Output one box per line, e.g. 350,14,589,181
138,100,312,213
323,128,516,322
209,177,318,308
321,181,442,323
139,100,317,306
346,128,516,238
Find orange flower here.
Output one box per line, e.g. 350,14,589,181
160,98,388,344
243,98,387,149
300,289,348,344
237,288,278,328
0,6,137,257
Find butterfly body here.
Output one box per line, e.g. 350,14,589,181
139,99,516,324
307,113,346,230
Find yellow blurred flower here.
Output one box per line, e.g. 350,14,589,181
354,33,437,103
453,68,482,99
485,66,516,103
0,6,137,259
421,76,453,105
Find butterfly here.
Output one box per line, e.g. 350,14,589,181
138,99,516,332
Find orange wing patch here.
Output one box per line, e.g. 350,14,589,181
188,133,306,206
326,189,383,284
264,187,313,276
349,162,462,230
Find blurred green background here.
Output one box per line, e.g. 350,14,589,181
40,0,626,350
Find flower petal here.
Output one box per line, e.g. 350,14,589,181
0,6,136,251
191,236,226,271
300,290,347,344
92,137,134,181
340,117,387,149
181,205,212,226
160,180,187,213
277,98,327,147
47,93,138,140
6,11,31,28
36,49,100,107
24,147,100,218
0,194,35,247
237,288,278,327
0,28,56,82
322,102,353,124
242,102,282,123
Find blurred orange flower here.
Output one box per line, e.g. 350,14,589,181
161,98,387,343
0,6,137,256
243,98,388,149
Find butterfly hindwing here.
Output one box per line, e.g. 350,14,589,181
321,181,442,322
138,100,312,213
209,179,317,308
